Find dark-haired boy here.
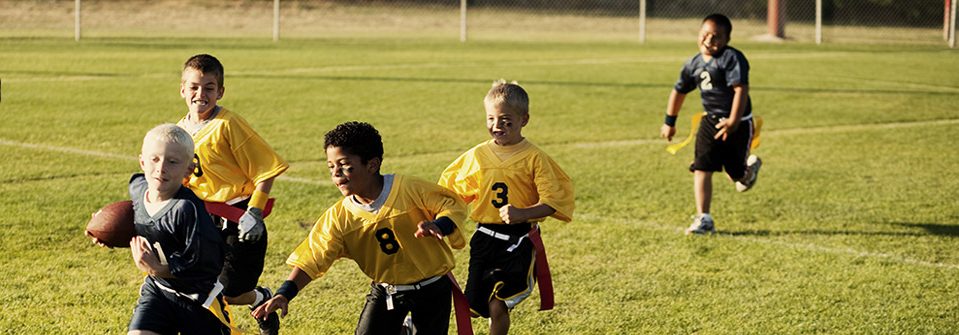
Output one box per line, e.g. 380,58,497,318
176,54,288,334
660,14,763,235
252,121,468,334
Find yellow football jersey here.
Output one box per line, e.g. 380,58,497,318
177,108,288,203
287,175,467,284
439,139,574,224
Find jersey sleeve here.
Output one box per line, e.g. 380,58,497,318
532,153,575,222
673,57,698,94
286,205,347,280
438,150,480,204
165,200,224,283
724,50,749,87
419,181,468,250
228,116,289,186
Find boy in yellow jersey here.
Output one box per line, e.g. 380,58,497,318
439,80,575,335
251,121,468,334
176,54,288,335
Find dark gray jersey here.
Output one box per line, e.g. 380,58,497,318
674,46,751,118
129,174,224,296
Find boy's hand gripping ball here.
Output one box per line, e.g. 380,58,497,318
86,200,135,248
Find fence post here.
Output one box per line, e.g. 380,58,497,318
767,0,785,39
460,0,468,42
273,0,280,42
951,0,957,47
638,0,646,44
946,0,952,41
75,0,81,41
816,0,822,44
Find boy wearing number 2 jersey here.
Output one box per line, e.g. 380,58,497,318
439,80,574,335
252,121,468,335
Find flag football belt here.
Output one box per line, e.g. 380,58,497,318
476,225,555,311
667,112,763,155
476,226,529,252
378,275,444,311
153,278,224,309
204,198,276,224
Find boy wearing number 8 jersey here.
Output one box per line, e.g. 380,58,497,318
439,80,574,335
252,121,468,335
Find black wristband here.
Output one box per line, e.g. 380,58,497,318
276,280,299,301
664,114,678,127
433,217,456,235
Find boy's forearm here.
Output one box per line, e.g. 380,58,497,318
666,90,686,117
729,85,748,122
250,178,275,210
517,203,556,222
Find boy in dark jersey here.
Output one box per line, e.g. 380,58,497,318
660,14,763,235
125,124,229,334
251,122,469,334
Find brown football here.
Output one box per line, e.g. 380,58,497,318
86,200,135,248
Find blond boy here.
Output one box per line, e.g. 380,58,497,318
439,81,575,335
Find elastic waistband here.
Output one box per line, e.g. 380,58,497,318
706,113,752,122
378,275,444,295
477,222,533,236
152,278,224,309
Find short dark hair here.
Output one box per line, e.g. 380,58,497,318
324,121,384,167
183,54,224,88
703,13,733,35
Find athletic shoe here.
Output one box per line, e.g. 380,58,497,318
400,315,417,335
735,155,763,192
685,214,715,235
252,286,280,335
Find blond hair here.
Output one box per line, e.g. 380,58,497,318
143,123,195,158
484,79,529,115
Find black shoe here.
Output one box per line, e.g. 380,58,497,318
252,286,280,335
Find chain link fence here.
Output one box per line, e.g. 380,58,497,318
0,0,953,46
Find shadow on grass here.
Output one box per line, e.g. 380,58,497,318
723,222,959,238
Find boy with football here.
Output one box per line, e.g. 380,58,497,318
126,124,229,334
176,54,288,334
251,121,469,334
660,14,763,235
439,80,575,335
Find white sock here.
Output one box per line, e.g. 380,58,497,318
253,290,265,306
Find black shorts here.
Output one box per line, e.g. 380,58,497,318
354,276,452,335
214,200,268,298
465,223,536,318
691,114,754,180
128,277,231,335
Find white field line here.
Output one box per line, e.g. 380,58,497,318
567,118,959,150
0,138,330,186
576,213,959,271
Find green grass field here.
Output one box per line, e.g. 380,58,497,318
1,33,958,334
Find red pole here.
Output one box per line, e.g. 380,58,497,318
947,0,952,41
768,0,785,38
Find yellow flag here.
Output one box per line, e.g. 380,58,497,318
666,114,763,154
666,113,703,155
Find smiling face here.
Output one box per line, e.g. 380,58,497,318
326,146,381,199
485,104,528,146
180,68,224,117
139,138,193,200
698,19,729,57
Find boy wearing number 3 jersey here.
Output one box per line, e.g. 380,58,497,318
252,121,468,335
439,80,574,335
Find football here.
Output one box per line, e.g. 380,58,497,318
86,200,135,248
